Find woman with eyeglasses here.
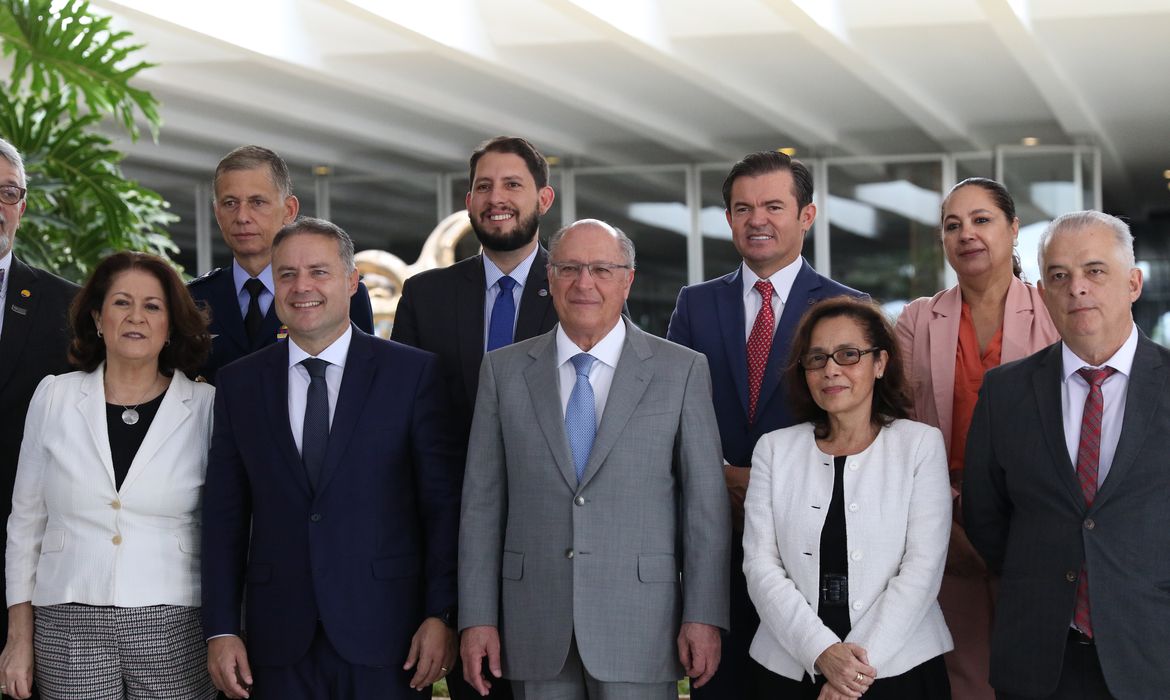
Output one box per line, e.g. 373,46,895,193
743,296,953,700
0,252,216,699
894,178,1058,700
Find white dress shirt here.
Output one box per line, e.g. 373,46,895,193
1059,323,1137,486
232,259,274,319
741,257,802,341
483,247,538,351
287,326,352,455
555,320,626,425
0,249,12,337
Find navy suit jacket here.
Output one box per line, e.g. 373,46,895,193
666,258,864,467
188,266,375,384
391,248,557,442
201,328,463,668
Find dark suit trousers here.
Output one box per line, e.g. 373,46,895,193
448,658,513,700
251,623,422,700
995,632,1114,700
692,540,761,700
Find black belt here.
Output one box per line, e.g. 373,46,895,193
1069,628,1095,645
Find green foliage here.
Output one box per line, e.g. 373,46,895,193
0,0,177,282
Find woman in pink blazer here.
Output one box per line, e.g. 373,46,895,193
895,178,1059,700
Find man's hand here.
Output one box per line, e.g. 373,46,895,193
460,625,502,697
724,464,751,532
208,636,253,699
814,642,875,699
677,622,721,688
404,617,457,690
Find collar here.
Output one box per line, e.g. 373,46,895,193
483,246,538,291
556,319,626,370
741,256,803,304
288,325,353,370
0,250,11,293
232,259,274,296
1060,323,1138,382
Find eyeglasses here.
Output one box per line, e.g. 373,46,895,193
800,347,881,370
548,262,631,281
0,185,26,206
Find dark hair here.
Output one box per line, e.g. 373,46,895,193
943,177,1022,278
469,136,550,190
214,145,293,199
272,216,356,273
786,296,911,439
69,252,210,375
722,151,814,211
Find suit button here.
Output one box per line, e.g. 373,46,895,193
1084,518,1095,530
310,513,322,522
565,549,575,559
111,535,122,545
1066,570,1077,582
851,601,863,611
847,503,859,513
110,500,121,510
848,463,859,471
574,496,585,506
850,550,863,561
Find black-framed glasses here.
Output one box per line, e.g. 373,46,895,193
800,347,881,370
548,261,631,281
0,185,26,206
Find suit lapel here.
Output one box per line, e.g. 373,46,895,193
1095,335,1164,506
716,270,750,418
579,322,652,489
262,343,312,495
77,367,118,489
928,288,961,439
119,372,193,493
457,256,488,408
209,272,249,352
1032,346,1085,507
757,260,819,417
524,333,577,489
0,257,44,394
259,300,283,349
316,331,375,495
515,247,555,341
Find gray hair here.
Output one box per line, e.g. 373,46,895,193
213,145,293,200
1038,210,1135,272
272,216,356,273
0,138,27,188
548,218,636,269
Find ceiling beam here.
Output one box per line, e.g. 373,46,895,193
760,0,983,151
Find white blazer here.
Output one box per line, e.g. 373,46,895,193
6,367,214,608
743,418,953,680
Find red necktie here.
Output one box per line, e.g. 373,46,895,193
747,280,775,423
1072,366,1116,637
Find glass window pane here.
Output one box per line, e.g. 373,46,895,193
1001,150,1079,284
574,168,688,336
826,159,944,310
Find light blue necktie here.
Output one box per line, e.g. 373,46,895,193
565,353,597,484
486,276,517,351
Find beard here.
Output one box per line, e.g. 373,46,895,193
471,207,541,253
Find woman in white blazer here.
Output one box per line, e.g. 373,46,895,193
0,252,216,700
744,296,953,700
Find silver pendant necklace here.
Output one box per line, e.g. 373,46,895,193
113,376,157,426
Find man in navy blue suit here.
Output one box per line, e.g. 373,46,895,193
666,151,863,699
201,217,462,699
189,145,373,384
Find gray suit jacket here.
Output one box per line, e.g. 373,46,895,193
963,333,1170,699
459,319,730,683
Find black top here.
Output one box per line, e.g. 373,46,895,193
818,455,851,640
106,390,166,490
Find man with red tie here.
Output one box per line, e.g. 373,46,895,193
666,151,863,699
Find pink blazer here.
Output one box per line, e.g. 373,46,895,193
895,277,1060,458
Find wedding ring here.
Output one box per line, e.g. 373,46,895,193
855,672,864,683
440,666,449,673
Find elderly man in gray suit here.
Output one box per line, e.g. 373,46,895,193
458,219,730,699
964,211,1168,700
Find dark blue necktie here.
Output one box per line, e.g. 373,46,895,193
565,353,597,484
243,278,265,345
301,358,330,490
486,276,517,352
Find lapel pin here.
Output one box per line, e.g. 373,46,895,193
276,325,288,340
20,289,30,298
538,289,548,297
11,304,27,315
